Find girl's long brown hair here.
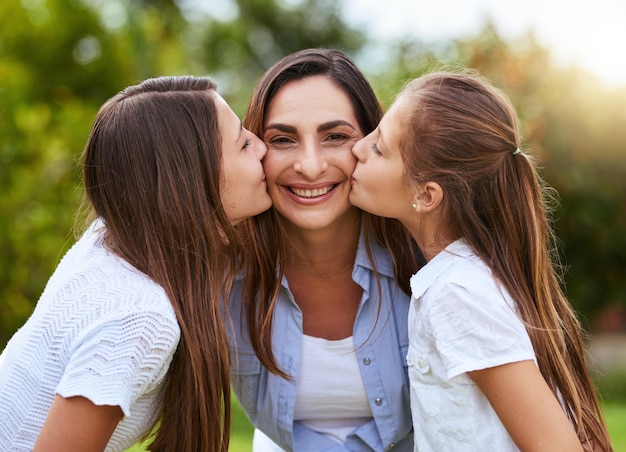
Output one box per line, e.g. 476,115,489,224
398,70,612,451
239,48,422,377
79,76,243,451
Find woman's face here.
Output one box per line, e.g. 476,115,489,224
215,93,272,224
350,97,416,221
261,75,363,231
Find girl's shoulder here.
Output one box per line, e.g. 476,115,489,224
411,240,493,299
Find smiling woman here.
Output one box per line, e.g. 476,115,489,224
261,75,361,231
226,48,422,452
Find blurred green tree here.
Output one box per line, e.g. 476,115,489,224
180,0,366,112
1,0,120,343
365,23,626,329
0,0,366,345
1,1,625,347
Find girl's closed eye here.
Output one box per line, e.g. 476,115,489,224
242,138,251,150
372,143,382,155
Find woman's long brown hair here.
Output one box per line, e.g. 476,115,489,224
79,76,243,451
239,48,422,378
398,70,612,451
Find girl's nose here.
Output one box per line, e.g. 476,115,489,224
352,136,367,162
254,135,267,159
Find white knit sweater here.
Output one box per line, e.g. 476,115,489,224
0,220,180,451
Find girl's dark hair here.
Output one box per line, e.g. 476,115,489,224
398,70,612,451
80,76,241,451
240,48,422,378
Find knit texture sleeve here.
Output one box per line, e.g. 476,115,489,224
56,310,180,417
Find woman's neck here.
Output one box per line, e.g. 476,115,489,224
283,210,361,277
281,209,364,339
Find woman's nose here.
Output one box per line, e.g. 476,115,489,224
293,142,328,179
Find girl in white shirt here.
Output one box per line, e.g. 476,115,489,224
0,76,271,451
349,70,612,451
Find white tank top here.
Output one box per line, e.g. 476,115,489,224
293,334,372,444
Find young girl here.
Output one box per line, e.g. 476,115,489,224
350,70,612,451
0,76,271,451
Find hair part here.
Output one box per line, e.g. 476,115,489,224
79,76,238,451
398,69,611,450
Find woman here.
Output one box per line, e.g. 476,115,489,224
0,76,271,452
228,49,422,451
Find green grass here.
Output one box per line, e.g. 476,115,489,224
128,399,625,451
603,401,626,451
228,398,254,452
125,398,253,452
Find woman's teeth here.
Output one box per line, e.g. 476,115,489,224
290,185,334,198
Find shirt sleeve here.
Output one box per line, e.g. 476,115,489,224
425,280,536,380
56,310,180,416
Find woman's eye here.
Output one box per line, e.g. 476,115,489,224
372,143,382,155
327,133,348,142
242,138,251,150
267,136,293,145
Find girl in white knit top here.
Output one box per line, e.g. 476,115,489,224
0,76,271,452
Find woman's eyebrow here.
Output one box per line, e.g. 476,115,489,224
318,120,355,132
264,120,356,134
264,123,297,133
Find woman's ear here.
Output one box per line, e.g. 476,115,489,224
412,181,443,213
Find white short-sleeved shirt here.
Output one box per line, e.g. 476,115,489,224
407,240,536,452
0,220,181,451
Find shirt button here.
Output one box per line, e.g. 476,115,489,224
384,443,396,451
417,359,424,368
363,357,371,365
375,398,383,406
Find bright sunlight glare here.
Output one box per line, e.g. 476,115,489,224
189,0,626,88
344,0,626,88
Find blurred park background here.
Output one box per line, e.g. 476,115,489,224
1,0,625,448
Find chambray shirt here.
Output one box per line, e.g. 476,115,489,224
227,229,414,451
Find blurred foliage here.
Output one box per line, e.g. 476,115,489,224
363,23,626,329
1,0,625,346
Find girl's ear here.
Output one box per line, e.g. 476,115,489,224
412,181,443,213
